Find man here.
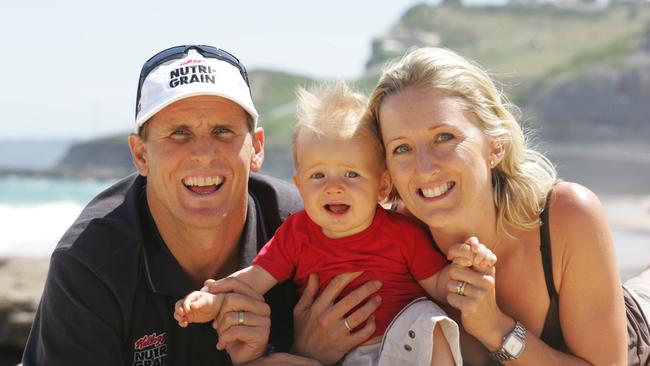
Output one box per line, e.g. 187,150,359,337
22,45,380,365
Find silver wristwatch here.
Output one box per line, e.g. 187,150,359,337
488,321,526,362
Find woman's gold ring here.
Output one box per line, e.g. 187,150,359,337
238,311,245,325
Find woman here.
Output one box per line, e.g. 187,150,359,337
365,47,650,365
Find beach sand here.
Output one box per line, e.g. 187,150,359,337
0,257,48,366
602,196,650,280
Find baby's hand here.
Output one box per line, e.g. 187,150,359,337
448,236,497,269
173,290,222,327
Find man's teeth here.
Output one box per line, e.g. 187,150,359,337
183,176,224,187
421,182,453,198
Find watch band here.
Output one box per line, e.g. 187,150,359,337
488,321,526,362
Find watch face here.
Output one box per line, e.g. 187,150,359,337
503,334,525,356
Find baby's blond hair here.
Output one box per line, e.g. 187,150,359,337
292,81,384,169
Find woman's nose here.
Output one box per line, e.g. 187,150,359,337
415,147,441,175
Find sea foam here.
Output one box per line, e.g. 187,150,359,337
0,202,84,257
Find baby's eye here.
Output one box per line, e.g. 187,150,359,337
436,133,454,142
393,144,411,154
344,171,359,178
310,172,325,179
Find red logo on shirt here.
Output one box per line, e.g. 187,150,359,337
134,332,167,350
133,332,167,365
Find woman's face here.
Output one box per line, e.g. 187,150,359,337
379,87,497,229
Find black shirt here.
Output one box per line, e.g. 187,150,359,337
22,173,303,365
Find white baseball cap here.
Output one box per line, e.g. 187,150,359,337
135,46,258,129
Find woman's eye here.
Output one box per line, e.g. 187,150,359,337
344,171,359,178
393,144,411,154
436,133,454,142
310,172,325,179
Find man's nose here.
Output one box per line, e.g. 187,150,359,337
191,135,219,160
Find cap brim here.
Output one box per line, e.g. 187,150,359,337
135,90,259,128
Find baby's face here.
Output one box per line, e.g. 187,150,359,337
293,131,390,239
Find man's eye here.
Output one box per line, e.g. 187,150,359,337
436,133,454,142
393,144,410,154
344,171,359,178
214,127,234,135
171,129,190,137
310,172,325,179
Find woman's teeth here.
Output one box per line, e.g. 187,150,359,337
420,182,454,198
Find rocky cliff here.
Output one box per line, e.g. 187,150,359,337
54,135,135,179
527,33,650,140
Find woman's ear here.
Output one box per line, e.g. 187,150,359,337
489,140,506,168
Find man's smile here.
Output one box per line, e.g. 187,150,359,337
182,175,225,195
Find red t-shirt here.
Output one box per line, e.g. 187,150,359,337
253,206,447,339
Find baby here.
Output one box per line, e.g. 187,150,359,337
174,82,495,366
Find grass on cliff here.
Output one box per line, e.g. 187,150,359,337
249,70,315,146
399,4,650,91
257,4,650,144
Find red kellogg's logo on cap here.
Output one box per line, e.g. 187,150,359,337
178,59,204,66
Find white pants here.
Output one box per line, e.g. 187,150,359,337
343,298,462,366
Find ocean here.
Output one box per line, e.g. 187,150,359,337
1,176,648,280
0,177,115,257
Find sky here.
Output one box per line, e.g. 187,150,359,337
5,0,505,140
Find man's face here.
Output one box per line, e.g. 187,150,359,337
129,95,264,231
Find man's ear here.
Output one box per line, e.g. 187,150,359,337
128,133,149,176
250,127,265,173
378,170,393,202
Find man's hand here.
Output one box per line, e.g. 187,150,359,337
202,277,271,365
292,272,382,365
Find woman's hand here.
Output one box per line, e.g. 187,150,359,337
446,241,510,350
202,277,272,365
292,272,382,365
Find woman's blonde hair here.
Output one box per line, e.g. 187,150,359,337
367,47,557,235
